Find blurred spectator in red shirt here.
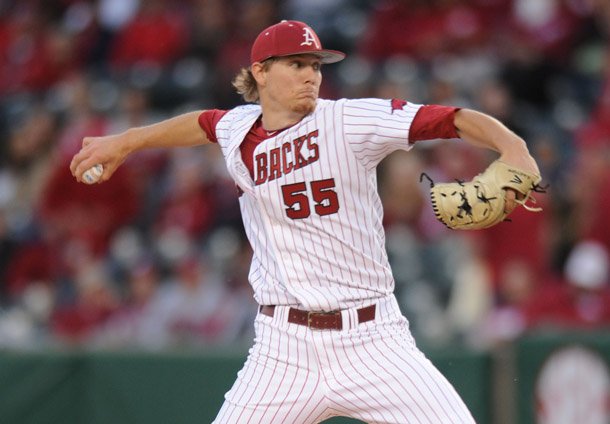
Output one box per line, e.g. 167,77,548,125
39,157,139,257
524,239,610,329
499,0,593,110
569,67,610,250
360,0,503,63
504,0,592,62
51,260,120,344
153,149,217,244
37,74,139,258
477,195,552,290
4,242,57,300
110,0,189,70
0,4,80,94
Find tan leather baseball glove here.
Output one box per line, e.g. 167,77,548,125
421,160,543,230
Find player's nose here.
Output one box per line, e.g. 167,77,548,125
302,66,319,84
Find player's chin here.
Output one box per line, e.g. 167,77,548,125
292,98,317,115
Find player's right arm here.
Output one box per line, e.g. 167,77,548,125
70,111,213,183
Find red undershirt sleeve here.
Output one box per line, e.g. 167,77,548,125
408,105,461,143
198,109,228,143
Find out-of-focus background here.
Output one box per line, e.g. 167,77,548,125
1,0,609,423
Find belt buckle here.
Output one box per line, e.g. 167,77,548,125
307,311,318,328
307,310,338,329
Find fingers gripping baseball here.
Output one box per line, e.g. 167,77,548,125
70,135,126,183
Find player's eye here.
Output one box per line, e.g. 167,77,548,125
289,59,321,71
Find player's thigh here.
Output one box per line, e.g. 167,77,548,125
213,315,326,424
331,321,475,424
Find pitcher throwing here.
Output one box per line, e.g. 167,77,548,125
71,20,540,423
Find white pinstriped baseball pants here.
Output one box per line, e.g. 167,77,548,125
213,295,475,424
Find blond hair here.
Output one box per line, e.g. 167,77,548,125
232,58,278,103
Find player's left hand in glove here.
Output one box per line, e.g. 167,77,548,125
421,160,544,230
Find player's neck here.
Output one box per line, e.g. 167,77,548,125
259,110,304,132
259,101,312,131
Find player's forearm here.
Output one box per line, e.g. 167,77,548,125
124,111,210,152
454,109,522,152
454,109,539,174
71,111,210,183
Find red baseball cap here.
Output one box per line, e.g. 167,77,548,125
250,20,346,65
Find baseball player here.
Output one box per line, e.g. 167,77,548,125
70,20,539,424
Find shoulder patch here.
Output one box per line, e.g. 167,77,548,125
391,98,407,113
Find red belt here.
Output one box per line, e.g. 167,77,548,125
259,304,376,330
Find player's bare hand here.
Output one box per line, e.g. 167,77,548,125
70,133,130,183
504,188,521,214
499,149,540,215
499,150,540,179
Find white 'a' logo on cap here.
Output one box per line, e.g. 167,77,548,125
300,27,319,48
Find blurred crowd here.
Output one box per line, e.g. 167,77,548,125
1,0,610,351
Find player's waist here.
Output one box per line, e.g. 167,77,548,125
259,304,375,330
258,294,401,331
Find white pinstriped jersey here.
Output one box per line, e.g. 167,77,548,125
215,98,422,311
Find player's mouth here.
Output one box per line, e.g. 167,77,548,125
298,91,317,100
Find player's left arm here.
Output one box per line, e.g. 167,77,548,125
453,109,541,212
454,109,539,175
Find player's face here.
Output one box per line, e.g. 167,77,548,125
262,55,322,116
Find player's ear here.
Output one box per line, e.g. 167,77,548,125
251,62,267,86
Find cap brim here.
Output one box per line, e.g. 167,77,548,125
311,50,346,64
265,49,346,64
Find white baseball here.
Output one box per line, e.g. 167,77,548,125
82,163,104,184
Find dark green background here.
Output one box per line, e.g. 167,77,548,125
6,333,609,424
0,347,490,424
